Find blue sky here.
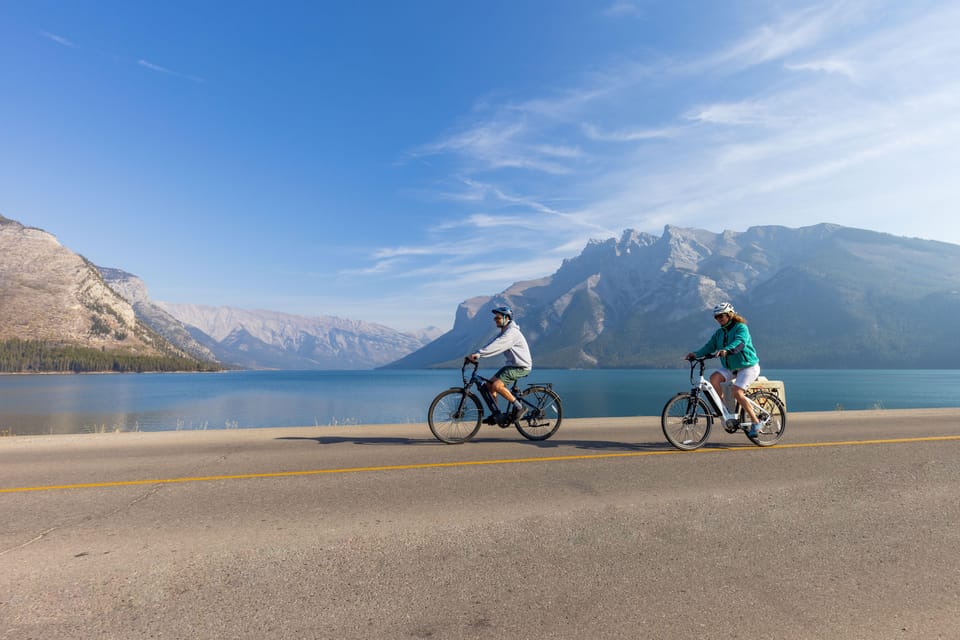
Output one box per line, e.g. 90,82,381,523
3,0,960,331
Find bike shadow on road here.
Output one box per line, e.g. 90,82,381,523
454,437,753,452
274,435,750,451
275,435,436,446
275,433,676,449
482,437,675,451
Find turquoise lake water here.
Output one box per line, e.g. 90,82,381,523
1,368,958,435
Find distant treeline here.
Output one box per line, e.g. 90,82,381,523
0,339,221,373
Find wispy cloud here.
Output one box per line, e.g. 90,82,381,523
785,57,858,80
413,120,579,175
699,2,858,71
39,30,205,83
602,1,646,19
41,31,76,47
582,123,685,142
137,59,204,83
684,100,785,127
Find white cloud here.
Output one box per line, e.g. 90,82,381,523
699,2,861,71
582,123,685,142
785,57,858,79
684,100,781,126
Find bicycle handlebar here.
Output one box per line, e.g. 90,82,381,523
461,359,479,384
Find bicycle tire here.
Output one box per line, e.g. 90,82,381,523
661,392,713,451
428,389,482,444
742,390,786,447
515,386,562,441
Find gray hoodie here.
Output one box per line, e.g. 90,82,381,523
475,321,533,370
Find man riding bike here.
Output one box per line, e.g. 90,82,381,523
466,306,532,425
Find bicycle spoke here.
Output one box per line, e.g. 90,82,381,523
661,393,712,450
515,386,562,441
745,391,786,446
428,390,482,444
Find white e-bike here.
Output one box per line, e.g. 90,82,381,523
661,354,786,451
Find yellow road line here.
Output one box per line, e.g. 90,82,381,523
3,434,960,494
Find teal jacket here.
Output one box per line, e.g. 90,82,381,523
693,320,759,371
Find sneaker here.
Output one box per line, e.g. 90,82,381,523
747,423,761,438
513,406,527,423
482,414,500,425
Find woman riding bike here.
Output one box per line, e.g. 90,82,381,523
685,302,763,437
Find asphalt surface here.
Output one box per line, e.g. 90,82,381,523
2,408,960,639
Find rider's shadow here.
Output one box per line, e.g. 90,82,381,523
489,438,747,452
275,436,434,446
275,435,746,451
466,437,675,451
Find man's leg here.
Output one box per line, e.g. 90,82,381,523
488,378,516,404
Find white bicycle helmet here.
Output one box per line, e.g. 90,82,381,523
712,302,735,316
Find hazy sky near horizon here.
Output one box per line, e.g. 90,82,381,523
3,0,960,331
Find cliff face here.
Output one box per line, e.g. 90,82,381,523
99,268,219,363
0,215,189,359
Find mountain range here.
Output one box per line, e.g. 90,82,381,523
3,212,960,370
0,214,440,371
390,224,960,369
149,302,442,370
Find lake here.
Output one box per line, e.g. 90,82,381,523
1,368,959,436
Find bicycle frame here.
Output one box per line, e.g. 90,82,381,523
691,366,744,427
467,363,543,418
687,356,769,429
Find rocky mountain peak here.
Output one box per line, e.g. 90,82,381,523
0,215,191,362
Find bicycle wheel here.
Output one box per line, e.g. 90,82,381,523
743,390,786,447
428,389,482,444
661,393,713,451
515,386,563,441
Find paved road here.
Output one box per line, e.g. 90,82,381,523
2,408,960,639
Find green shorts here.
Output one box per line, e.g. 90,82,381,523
494,366,530,386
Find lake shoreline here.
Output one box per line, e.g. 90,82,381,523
3,406,958,442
